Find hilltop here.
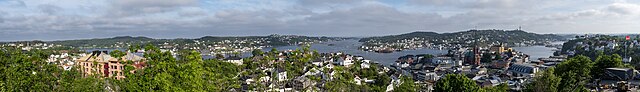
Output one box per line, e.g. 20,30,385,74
43,35,339,48
361,29,564,45
359,29,566,52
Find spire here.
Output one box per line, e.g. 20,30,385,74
518,26,522,31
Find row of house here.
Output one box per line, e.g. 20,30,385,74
76,51,146,80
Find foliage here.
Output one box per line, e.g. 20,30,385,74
525,67,561,92
109,50,126,60
394,76,421,92
117,47,242,91
128,44,142,52
0,45,396,91
592,54,624,78
481,84,509,92
554,55,593,92
251,49,264,56
481,53,493,63
0,48,104,91
434,74,481,92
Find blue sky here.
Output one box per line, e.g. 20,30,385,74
1,0,640,41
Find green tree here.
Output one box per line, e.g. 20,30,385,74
494,53,502,60
482,84,508,92
554,55,593,92
110,50,126,61
215,54,224,60
481,53,493,63
394,76,421,92
525,67,561,92
0,48,104,91
128,44,142,52
252,49,264,56
592,54,624,78
144,44,160,53
270,48,279,55
423,54,434,59
434,74,481,92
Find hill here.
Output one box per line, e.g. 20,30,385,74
46,35,337,48
361,29,564,45
358,30,565,52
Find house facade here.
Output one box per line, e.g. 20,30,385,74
76,51,145,79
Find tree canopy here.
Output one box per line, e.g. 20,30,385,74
554,55,593,92
525,67,561,92
434,74,481,92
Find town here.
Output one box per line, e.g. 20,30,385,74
359,29,564,53
5,32,640,92
2,0,639,91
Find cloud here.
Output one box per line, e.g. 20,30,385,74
1,0,640,41
298,0,365,7
38,4,63,15
606,3,640,15
408,0,542,9
108,0,198,17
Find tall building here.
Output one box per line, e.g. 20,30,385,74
464,47,481,66
76,51,145,79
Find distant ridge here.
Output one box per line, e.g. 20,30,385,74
360,29,565,45
42,35,338,47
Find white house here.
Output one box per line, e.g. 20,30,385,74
354,76,362,85
224,56,243,65
361,62,370,69
278,71,287,82
337,55,354,66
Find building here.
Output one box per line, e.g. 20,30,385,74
603,68,634,81
224,56,243,65
490,44,505,53
76,51,145,80
431,56,453,65
464,47,481,66
415,71,438,82
336,55,353,66
508,64,538,78
490,44,512,53
292,77,316,90
277,69,287,82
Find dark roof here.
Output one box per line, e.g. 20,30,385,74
508,64,535,74
225,56,242,60
603,68,634,80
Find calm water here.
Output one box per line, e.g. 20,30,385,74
512,46,558,60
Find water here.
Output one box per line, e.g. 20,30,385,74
512,46,558,60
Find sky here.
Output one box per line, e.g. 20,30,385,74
1,0,640,41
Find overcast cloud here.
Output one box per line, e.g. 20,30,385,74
1,0,640,41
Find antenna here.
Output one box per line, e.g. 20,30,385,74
518,26,522,30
